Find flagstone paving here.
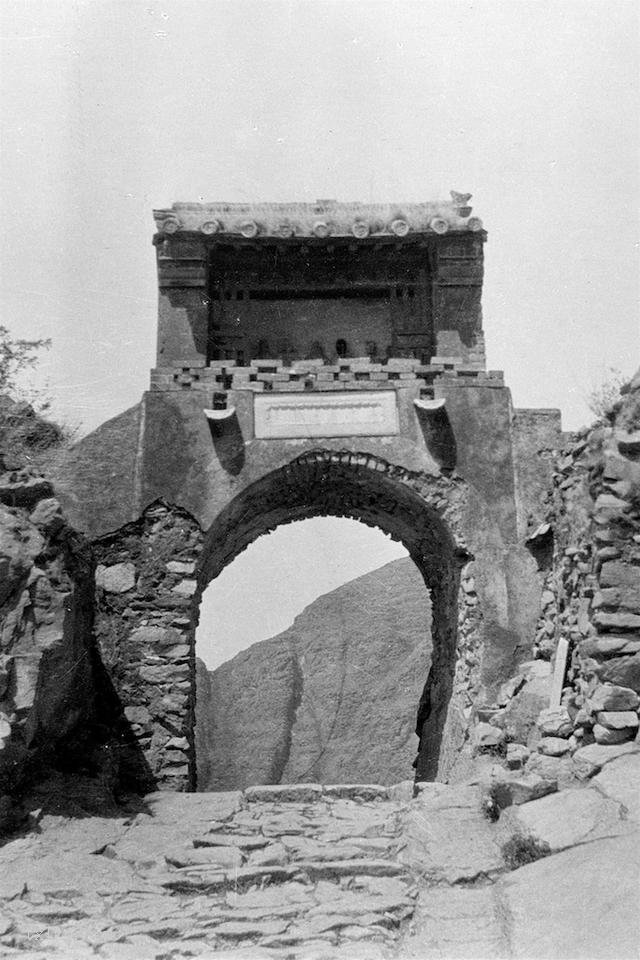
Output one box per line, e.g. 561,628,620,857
0,784,419,959
0,763,638,959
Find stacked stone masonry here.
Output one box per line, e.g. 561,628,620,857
93,504,204,791
471,369,640,789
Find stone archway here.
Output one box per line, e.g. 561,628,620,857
92,450,482,791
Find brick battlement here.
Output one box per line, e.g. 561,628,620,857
150,358,504,395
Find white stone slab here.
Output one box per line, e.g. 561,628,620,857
254,391,399,439
550,636,569,707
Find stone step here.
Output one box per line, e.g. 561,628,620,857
288,858,406,880
243,783,390,803
161,865,299,893
193,833,270,849
162,855,409,895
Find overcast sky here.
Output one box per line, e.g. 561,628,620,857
2,0,638,431
2,1,638,667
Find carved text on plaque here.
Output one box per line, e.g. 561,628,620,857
254,391,399,439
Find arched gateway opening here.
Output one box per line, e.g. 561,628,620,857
192,450,471,786
195,517,422,790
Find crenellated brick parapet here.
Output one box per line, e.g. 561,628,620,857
150,357,503,395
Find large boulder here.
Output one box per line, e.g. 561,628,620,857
500,832,640,959
498,784,633,853
591,753,640,823
0,486,114,818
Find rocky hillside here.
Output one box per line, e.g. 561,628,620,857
0,397,128,830
196,557,432,790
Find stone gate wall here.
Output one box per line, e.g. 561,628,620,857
90,452,490,790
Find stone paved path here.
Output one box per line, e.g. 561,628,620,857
0,783,419,959
1,760,638,959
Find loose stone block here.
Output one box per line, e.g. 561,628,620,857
537,707,573,738
195,833,269,850
124,705,152,726
580,636,640,658
525,753,574,788
163,643,190,661
139,664,169,683
588,684,639,712
244,783,323,803
95,562,136,593
616,429,640,455
596,654,640,692
296,858,404,879
506,743,530,769
248,842,288,867
495,773,558,806
596,711,640,730
129,625,178,647
388,780,415,802
518,660,552,679
594,611,640,631
473,722,505,749
593,723,635,745
215,919,290,938
323,784,389,801
539,736,571,757
172,579,197,597
166,560,196,574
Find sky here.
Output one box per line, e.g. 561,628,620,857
198,517,408,669
1,0,638,432
1,0,638,667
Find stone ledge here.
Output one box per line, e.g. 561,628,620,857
243,783,391,803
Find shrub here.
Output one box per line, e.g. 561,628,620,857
587,367,626,423
481,790,500,822
501,832,551,870
0,325,51,403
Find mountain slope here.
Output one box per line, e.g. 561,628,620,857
196,556,432,789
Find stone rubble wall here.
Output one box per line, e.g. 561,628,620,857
92,503,204,792
472,369,640,789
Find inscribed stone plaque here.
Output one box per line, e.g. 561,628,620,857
254,391,399,439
